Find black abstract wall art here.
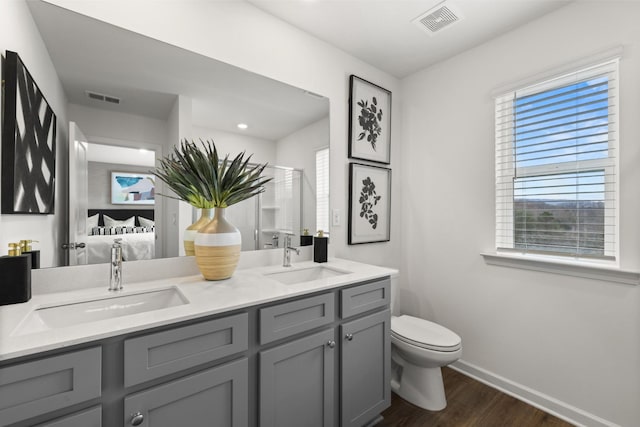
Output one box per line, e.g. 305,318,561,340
2,50,57,214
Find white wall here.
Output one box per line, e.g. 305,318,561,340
401,2,640,426
0,0,68,267
44,0,403,271
68,103,167,147
192,125,277,165
166,95,194,257
276,116,330,235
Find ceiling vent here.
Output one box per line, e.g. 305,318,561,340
86,90,121,105
413,2,462,35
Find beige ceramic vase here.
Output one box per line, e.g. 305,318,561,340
184,208,214,256
194,207,242,280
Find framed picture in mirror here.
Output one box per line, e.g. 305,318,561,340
1,50,57,214
348,75,391,164
111,172,155,205
348,162,391,244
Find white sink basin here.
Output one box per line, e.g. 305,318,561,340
12,287,187,335
265,266,350,285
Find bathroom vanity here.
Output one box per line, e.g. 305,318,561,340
0,258,394,427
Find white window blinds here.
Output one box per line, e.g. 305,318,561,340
316,148,330,234
495,59,619,259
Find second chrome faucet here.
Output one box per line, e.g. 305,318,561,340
283,234,300,267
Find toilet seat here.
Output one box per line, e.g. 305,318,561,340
391,315,461,352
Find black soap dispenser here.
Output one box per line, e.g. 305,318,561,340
313,230,328,263
19,239,40,269
300,228,313,246
0,243,32,306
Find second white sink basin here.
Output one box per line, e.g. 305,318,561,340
12,287,188,335
265,266,350,285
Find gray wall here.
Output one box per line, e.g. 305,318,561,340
88,162,152,210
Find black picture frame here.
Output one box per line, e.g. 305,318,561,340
1,50,57,214
348,75,391,164
348,162,391,245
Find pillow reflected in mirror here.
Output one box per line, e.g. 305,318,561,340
87,213,99,233
138,216,154,228
104,215,135,227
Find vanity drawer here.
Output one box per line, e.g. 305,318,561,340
341,278,390,319
124,313,248,387
36,405,102,427
0,347,102,426
260,293,335,344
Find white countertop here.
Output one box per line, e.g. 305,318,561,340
0,258,396,362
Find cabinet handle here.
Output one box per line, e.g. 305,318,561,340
130,412,144,426
327,340,336,348
345,333,354,341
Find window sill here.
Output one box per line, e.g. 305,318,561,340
481,252,639,285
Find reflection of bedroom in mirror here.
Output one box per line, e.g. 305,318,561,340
84,143,157,265
22,1,330,268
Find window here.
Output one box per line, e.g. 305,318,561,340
316,148,330,234
495,59,618,259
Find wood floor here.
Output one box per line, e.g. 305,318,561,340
379,367,574,427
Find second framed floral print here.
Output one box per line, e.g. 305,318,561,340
348,163,391,244
348,75,391,164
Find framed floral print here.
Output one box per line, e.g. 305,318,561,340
348,163,391,244
348,75,391,164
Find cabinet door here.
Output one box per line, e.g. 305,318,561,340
124,358,248,427
260,329,335,427
341,310,391,427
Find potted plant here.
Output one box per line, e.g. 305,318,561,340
154,139,272,280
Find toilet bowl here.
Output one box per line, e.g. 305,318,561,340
390,315,461,411
389,275,462,411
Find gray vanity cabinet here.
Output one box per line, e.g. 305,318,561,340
259,278,391,427
123,358,248,427
259,328,336,427
1,275,391,427
340,310,391,427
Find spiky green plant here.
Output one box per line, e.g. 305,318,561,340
153,139,272,208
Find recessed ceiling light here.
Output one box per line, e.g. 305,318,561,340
237,123,248,130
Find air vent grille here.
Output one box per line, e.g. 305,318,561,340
86,91,121,105
413,3,462,35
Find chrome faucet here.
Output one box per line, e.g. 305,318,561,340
283,234,300,267
109,238,123,291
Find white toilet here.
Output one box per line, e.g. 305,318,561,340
390,276,462,411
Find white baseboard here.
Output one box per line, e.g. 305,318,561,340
450,360,618,427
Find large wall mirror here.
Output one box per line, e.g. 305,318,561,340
28,1,330,267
